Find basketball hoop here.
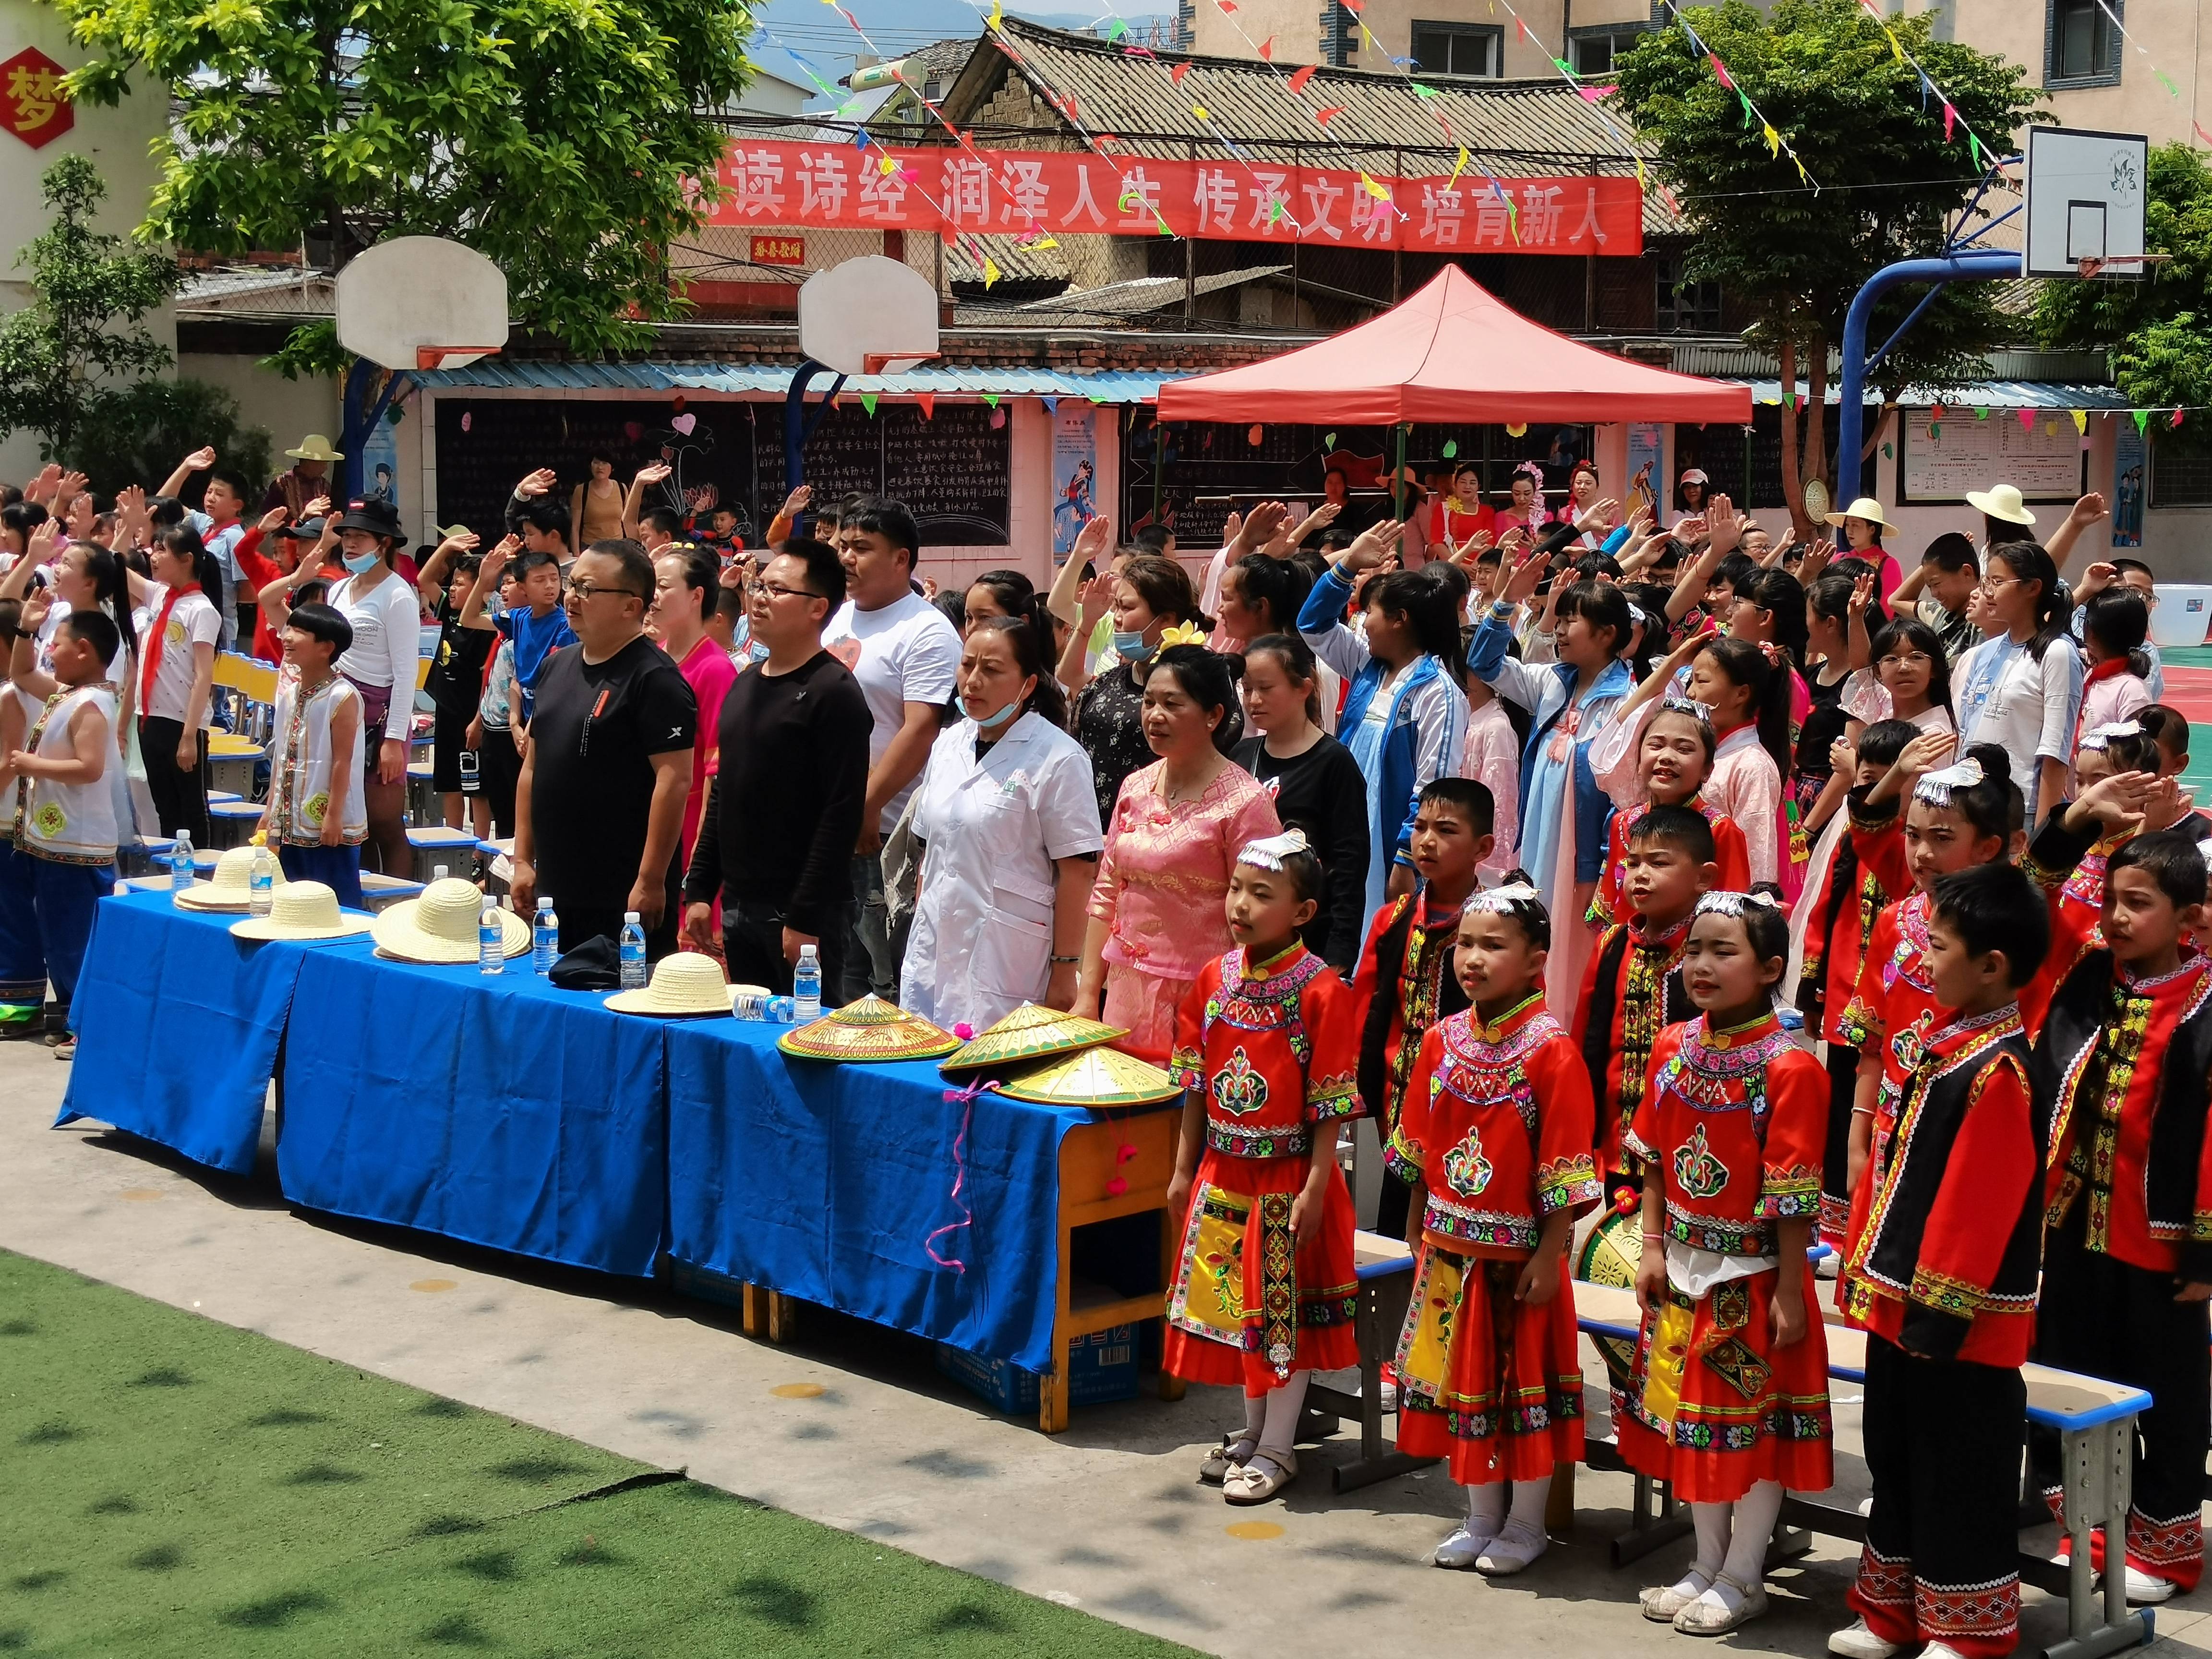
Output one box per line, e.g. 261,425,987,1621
800,256,939,378
2078,252,2169,281
337,237,510,373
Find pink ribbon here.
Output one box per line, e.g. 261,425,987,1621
926,1080,997,1274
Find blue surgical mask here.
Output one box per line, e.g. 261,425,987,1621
969,697,1022,731
1111,630,1148,661
341,550,379,574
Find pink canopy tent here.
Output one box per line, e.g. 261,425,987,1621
1153,265,1753,427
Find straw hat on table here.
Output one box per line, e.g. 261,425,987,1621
230,881,371,941
174,844,289,912
604,951,734,1017
371,877,529,963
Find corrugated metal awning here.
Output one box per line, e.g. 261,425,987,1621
413,361,1172,401
1733,379,2133,410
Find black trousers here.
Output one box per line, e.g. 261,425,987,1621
558,880,681,963
1374,1169,1412,1242
139,717,210,846
1820,1040,1859,1244
1851,1334,2025,1656
720,895,853,1002
2029,1207,2211,1587
478,727,521,837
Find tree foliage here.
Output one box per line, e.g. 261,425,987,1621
1611,0,2042,530
0,154,182,459
2037,142,2212,430
53,0,754,368
65,377,272,500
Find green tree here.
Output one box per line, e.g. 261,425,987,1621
2037,141,2212,428
54,0,753,485
1611,0,2042,534
67,378,272,500
0,153,182,460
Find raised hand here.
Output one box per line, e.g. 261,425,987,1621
300,495,331,520
1704,495,1742,556
778,481,811,516
259,505,293,535
634,462,673,488
1896,728,1959,788
514,467,556,500
180,446,216,475
1071,512,1113,567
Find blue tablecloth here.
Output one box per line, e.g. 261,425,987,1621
276,949,668,1277
664,1021,1086,1374
57,890,330,1174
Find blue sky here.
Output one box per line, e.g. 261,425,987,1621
748,0,1174,103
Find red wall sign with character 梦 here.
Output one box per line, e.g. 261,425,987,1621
0,48,71,150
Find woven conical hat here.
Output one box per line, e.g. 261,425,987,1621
994,1045,1182,1107
777,994,960,1063
938,1002,1128,1075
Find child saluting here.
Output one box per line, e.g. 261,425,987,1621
1389,882,1599,1575
1620,889,1832,1636
1165,829,1362,1506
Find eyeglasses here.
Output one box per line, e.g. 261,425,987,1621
748,579,824,601
1877,651,1932,669
565,579,644,602
1980,575,2025,595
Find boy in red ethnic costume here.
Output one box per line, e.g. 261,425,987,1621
1166,831,1362,1507
1833,864,2050,1659
1388,883,1600,1576
2029,829,2212,1604
1621,890,1832,1636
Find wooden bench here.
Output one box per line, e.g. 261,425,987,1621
1575,1279,2154,1659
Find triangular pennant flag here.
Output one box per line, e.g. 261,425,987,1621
1286,63,1317,92
1412,81,1438,97
1883,442,1893,458
1448,145,1470,186
1708,53,1732,90
1170,61,1190,83
2018,408,2034,431
851,127,868,149
1577,85,1608,101
859,393,878,417
1552,57,1573,76
2196,120,2212,149
1515,16,1526,38
987,0,1002,27
1442,439,1458,458
2134,409,2150,436
983,394,999,409
1258,35,1273,58
1192,103,1209,119
2173,409,2187,429
2071,409,2088,434
1763,120,1781,157
1975,407,1988,419
1943,103,1956,141
1268,199,1285,225
1883,24,1904,63
1314,105,1343,124
1042,396,1058,413
1324,432,1336,448
2158,70,2180,97
1739,92,1755,129
1969,133,1983,168
1359,172,1391,201
916,393,936,419
982,257,1002,288
1106,16,1126,39
1928,420,1940,438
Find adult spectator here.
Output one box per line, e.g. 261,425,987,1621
571,453,627,554
684,540,869,995
902,616,1101,1032
503,468,575,571
263,434,341,517
512,540,696,956
822,496,961,1003
322,496,422,877
650,543,737,873
1067,554,1203,829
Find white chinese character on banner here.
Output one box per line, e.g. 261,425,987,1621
730,148,787,220
798,151,850,220
1061,162,1108,228
1194,166,1238,234
1300,174,1345,241
1518,183,1564,245
1351,182,1395,244
1116,164,1163,226
1421,181,1465,246
943,157,991,227
1566,185,1609,248
998,157,1051,226
1246,169,1292,232
857,160,911,222
1472,184,1515,247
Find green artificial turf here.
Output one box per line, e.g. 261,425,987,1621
0,1250,1199,1658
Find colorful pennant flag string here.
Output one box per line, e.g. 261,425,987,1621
2090,0,2198,135
1659,2,1819,192
1850,0,2004,181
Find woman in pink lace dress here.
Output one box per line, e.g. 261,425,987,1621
1075,642,1281,1062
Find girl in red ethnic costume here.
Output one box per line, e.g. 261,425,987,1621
1588,687,1755,930
1165,830,1362,1506
1388,882,1600,1575
1621,890,1832,1636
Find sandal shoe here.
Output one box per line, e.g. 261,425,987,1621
1198,1432,1257,1486
1433,1520,1500,1570
1474,1519,1549,1576
1223,1449,1296,1505
52,1038,74,1061
1639,1568,1714,1622
1672,1573,1767,1636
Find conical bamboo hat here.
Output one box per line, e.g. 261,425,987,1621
938,1001,1128,1075
994,1045,1183,1107
777,994,961,1062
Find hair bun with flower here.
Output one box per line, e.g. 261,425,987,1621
1157,619,1209,648
1237,829,1311,871
1694,890,1780,920
1466,882,1542,915
1659,693,1712,723
2080,719,2143,752
1914,757,1985,807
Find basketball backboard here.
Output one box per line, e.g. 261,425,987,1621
336,236,510,371
798,255,939,376
2022,126,2148,278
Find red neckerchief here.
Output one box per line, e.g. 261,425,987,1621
2071,656,2133,755
140,582,202,708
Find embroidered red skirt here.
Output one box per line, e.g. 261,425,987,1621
1163,1147,1359,1394
1394,1242,1585,1485
1612,1257,1834,1502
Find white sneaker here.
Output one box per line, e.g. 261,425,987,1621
1827,1617,1905,1659
1474,1519,1549,1576
1922,1645,1971,1659
1433,1520,1499,1570
2124,1565,2178,1604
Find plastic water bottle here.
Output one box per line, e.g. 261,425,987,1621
169,829,195,901
618,911,647,991
533,897,558,975
249,837,274,917
793,943,821,1022
479,902,505,975
433,864,449,882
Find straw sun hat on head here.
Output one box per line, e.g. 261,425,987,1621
1823,496,1896,532
1964,482,2037,525
230,881,371,941
174,844,289,912
604,951,733,1017
371,877,529,963
285,434,344,462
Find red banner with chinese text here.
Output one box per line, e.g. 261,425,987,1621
709,140,1641,255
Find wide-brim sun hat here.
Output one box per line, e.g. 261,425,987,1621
939,1001,1128,1075
994,1045,1182,1107
285,434,344,462
372,876,528,963
778,994,960,1063
332,496,408,546
230,880,371,941
1964,482,2037,525
604,950,733,1017
1823,495,1896,532
174,844,289,912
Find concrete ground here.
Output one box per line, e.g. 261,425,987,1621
5,1039,2208,1659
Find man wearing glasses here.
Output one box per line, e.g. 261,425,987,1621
683,539,870,996
511,540,697,957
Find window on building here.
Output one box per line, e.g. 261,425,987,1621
2151,446,2212,508
1567,26,1648,77
1408,21,1502,77
2047,0,2120,86
1655,255,1723,333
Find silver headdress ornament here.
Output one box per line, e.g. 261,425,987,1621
1659,693,1714,724
1465,882,1544,916
1914,756,1985,807
2198,836,2212,875
1695,890,1781,919
1236,828,1312,871
2079,719,2144,752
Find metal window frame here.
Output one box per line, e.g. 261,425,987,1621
1407,19,1505,77
2044,0,2122,90
1564,20,1653,78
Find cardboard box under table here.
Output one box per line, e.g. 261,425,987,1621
663,1020,1184,1433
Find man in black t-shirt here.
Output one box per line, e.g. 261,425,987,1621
511,540,696,956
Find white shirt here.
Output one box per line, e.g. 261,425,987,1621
140,588,222,725
330,566,422,739
823,588,962,834
901,711,1102,1033
15,682,118,863
268,675,367,846
1955,632,2082,822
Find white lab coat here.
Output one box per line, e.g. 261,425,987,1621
901,710,1104,1033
